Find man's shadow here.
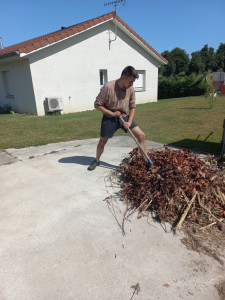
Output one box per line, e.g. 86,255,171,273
58,156,118,170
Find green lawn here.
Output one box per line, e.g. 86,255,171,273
1,95,225,154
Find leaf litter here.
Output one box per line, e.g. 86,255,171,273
114,146,225,264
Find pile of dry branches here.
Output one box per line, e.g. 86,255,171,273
120,147,225,230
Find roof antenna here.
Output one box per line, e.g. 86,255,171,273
104,0,126,49
104,0,126,15
0,37,4,50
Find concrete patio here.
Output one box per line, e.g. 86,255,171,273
0,136,224,300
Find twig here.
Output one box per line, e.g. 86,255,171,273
139,199,149,210
130,283,140,300
106,197,126,235
177,193,197,230
200,221,217,230
217,188,225,205
121,206,130,236
143,199,153,211
197,194,224,225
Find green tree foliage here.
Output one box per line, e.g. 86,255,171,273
160,48,190,77
161,43,225,77
189,44,225,74
208,47,217,71
216,43,225,71
158,43,225,99
189,51,205,74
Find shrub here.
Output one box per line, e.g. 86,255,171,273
158,74,206,99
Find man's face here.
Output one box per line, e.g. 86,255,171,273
122,75,136,89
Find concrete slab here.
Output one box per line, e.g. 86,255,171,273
0,150,18,166
0,136,224,300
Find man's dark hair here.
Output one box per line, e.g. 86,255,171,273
121,66,139,79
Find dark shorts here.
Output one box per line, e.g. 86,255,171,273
100,115,138,138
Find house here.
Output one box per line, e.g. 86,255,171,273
0,11,167,116
213,72,225,93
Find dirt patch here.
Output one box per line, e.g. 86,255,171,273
215,280,225,300
181,224,225,265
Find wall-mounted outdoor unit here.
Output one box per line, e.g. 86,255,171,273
45,97,63,112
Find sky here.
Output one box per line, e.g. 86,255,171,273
0,0,224,56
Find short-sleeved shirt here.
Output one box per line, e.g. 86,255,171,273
94,80,136,116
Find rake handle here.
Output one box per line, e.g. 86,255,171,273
119,116,153,165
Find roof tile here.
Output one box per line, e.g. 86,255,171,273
19,47,27,53
33,42,42,49
26,45,35,52
60,32,68,39
47,36,55,44
40,40,48,47
71,27,79,34
93,18,100,25
54,34,62,42
64,29,72,37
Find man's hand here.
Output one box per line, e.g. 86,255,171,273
112,111,121,117
123,121,131,129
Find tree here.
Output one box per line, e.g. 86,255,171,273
216,43,225,71
171,47,190,75
200,45,211,71
189,51,204,74
189,45,218,74
160,48,189,77
160,43,225,78
208,47,217,71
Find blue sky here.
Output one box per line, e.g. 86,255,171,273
0,0,224,56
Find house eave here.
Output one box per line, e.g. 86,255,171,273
0,51,20,63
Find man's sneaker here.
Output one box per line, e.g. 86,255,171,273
87,159,99,171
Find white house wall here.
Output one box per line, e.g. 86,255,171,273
28,21,160,116
0,59,37,114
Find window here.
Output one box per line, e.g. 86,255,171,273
1,71,14,98
100,70,108,86
134,70,146,92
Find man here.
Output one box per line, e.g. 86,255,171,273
88,66,148,171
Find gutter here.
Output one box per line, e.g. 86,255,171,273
0,51,20,61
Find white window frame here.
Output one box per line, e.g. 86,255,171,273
134,70,146,92
1,70,14,98
99,69,108,86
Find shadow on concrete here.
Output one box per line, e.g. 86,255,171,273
58,155,118,170
168,137,221,155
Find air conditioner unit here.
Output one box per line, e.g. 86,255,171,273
45,97,63,112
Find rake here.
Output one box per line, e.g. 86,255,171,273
119,116,153,165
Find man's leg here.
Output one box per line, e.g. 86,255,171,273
88,137,108,171
130,126,148,159
88,115,117,171
96,137,108,161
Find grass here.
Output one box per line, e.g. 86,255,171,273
1,95,225,155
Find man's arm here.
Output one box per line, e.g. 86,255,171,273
123,107,135,129
94,104,121,117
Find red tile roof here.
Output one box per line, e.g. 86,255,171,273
0,11,167,64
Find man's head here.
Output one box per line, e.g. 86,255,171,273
120,66,139,89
